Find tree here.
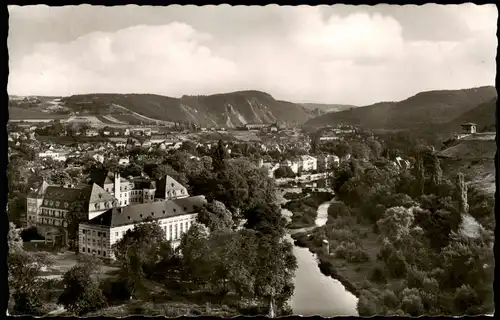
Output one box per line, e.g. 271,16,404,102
58,261,107,315
455,173,469,214
8,222,23,253
212,139,228,172
413,155,425,196
197,200,234,232
112,220,173,297
8,250,53,315
66,201,86,249
273,166,295,179
377,207,415,242
253,236,297,314
244,203,287,239
179,223,213,287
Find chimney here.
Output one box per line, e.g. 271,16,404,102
114,172,120,201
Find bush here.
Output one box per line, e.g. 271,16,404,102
327,202,351,219
370,265,388,283
334,241,370,263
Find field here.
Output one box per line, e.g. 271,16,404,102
111,113,157,124
9,107,70,120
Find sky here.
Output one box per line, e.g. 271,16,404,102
7,4,498,105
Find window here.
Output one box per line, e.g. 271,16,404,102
185,221,188,231
87,248,90,253
115,232,118,237
82,229,86,234
103,232,106,237
55,201,60,207
97,232,101,237
103,251,106,257
98,250,101,255
81,247,85,252
150,195,153,200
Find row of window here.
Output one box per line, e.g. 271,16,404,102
81,247,107,257
43,199,69,208
80,238,107,247
81,229,107,237
39,217,67,227
41,208,67,218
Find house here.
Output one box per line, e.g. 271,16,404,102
84,129,99,137
92,154,105,164
38,149,66,162
102,130,111,136
298,155,318,172
245,123,268,131
280,160,299,174
141,139,152,148
461,123,477,134
118,157,130,166
26,182,118,246
78,195,207,259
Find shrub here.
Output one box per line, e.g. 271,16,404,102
334,241,370,263
382,289,399,309
386,250,408,279
370,265,388,283
327,202,351,219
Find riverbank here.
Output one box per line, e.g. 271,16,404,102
290,203,383,301
282,192,334,229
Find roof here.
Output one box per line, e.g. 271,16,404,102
27,180,49,198
84,195,207,228
41,185,91,209
87,183,117,205
132,177,157,190
155,175,188,199
461,122,478,126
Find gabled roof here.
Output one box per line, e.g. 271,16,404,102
41,185,91,209
88,183,117,204
84,195,207,228
155,175,188,199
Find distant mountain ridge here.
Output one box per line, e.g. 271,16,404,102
10,90,319,127
9,90,318,128
304,86,497,134
299,103,358,113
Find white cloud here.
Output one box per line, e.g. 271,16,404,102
8,5,497,105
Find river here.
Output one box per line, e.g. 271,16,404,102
280,194,359,317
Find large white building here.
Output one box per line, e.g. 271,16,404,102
78,195,207,259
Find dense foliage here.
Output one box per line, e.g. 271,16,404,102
325,147,495,316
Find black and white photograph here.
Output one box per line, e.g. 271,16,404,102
6,3,497,317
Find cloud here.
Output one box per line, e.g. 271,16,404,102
8,5,497,105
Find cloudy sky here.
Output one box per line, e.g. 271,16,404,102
7,4,498,105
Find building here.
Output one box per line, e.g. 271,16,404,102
155,176,190,201
26,182,118,246
90,169,189,207
245,123,268,131
38,147,67,162
118,157,130,166
461,123,477,134
78,195,207,259
85,129,99,137
298,155,318,172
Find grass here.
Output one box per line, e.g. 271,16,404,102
35,134,110,144
9,107,70,120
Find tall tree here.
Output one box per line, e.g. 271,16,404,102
455,172,469,214
212,139,228,172
58,261,107,315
